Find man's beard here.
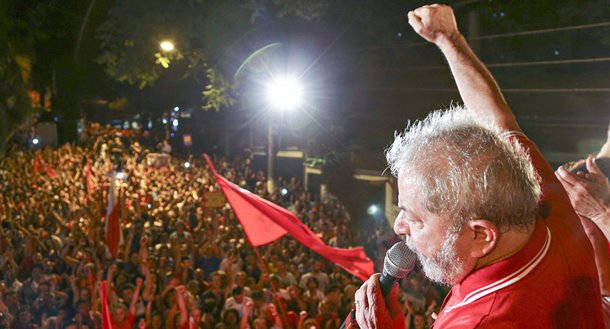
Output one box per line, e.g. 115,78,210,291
405,231,469,285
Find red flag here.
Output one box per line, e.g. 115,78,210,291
34,150,56,177
203,155,374,281
105,173,121,258
101,281,113,329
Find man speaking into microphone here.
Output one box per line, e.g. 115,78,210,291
355,4,604,328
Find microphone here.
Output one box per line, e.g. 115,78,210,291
340,242,417,329
379,241,417,297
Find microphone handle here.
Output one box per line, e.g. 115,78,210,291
339,309,357,329
379,270,398,297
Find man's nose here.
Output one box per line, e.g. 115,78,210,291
394,214,411,237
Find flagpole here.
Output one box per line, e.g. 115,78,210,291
251,245,293,325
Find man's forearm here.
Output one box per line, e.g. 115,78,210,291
436,32,520,132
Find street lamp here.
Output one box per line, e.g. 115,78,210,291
266,76,303,111
265,75,303,193
159,40,175,52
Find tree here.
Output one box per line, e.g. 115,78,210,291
94,0,408,113
0,1,37,155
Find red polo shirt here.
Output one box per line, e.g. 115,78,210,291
432,132,604,328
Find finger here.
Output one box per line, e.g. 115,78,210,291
366,275,384,328
413,5,431,17
555,169,574,188
556,166,584,186
587,156,605,179
354,284,368,328
407,11,423,31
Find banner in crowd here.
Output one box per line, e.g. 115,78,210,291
146,153,170,167
203,155,374,281
203,191,227,208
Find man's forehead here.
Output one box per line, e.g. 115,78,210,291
397,176,423,211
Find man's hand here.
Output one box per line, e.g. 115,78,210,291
355,274,405,329
556,156,610,226
407,4,459,45
407,3,518,132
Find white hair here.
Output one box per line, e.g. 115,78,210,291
386,106,541,231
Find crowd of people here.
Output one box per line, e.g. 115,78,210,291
0,124,443,329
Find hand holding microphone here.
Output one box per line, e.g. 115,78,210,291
353,242,417,329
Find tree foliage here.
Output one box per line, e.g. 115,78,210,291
95,0,352,112
0,1,38,155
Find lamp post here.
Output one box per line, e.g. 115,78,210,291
265,75,303,193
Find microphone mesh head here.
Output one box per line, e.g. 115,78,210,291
384,242,417,279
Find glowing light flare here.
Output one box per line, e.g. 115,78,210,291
184,161,191,168
266,76,303,111
32,138,39,145
159,40,175,52
367,204,379,216
281,188,288,196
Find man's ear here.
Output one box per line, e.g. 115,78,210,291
464,219,498,258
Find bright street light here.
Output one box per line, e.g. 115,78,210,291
159,40,175,52
265,75,304,193
266,75,303,111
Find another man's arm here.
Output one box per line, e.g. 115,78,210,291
407,4,520,132
557,157,610,240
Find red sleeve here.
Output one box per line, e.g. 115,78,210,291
503,131,583,232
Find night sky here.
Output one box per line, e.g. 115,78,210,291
10,0,610,169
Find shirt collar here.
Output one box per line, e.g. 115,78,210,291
445,219,549,311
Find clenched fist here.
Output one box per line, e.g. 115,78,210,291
407,4,459,45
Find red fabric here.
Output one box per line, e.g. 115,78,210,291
203,155,374,281
101,281,112,329
111,313,135,329
33,150,56,177
105,174,121,258
432,132,604,328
